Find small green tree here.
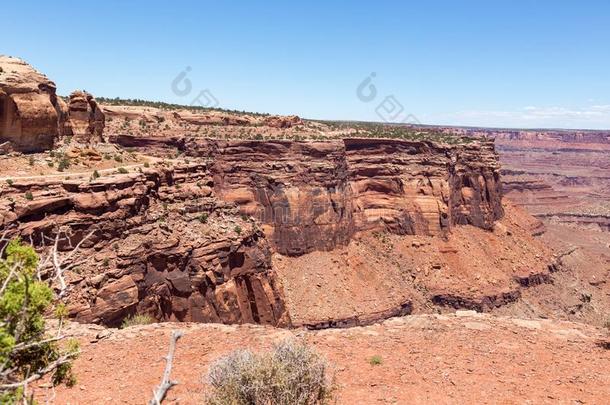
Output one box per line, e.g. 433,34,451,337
0,240,79,403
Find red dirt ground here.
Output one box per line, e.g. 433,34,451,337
46,312,610,404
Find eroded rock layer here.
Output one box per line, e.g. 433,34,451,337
1,138,510,327
0,165,288,327
0,56,67,151
186,138,504,255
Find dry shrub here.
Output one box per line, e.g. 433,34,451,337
120,314,154,328
205,338,334,405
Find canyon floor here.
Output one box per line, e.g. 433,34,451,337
49,312,610,404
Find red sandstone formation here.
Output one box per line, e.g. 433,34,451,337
0,136,558,328
0,56,67,151
0,56,105,151
64,90,105,143
113,137,504,256
0,164,288,327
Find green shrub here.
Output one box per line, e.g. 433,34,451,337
28,156,35,166
24,191,33,201
114,155,123,163
234,226,242,235
92,170,101,179
6,179,13,186
57,156,70,172
117,167,128,174
143,162,150,168
369,355,383,366
206,339,333,405
121,314,155,329
198,213,208,224
0,240,79,402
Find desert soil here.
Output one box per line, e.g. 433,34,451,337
48,312,610,404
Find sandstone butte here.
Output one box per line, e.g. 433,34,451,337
1,57,609,404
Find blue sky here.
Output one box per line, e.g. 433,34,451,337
4,1,610,129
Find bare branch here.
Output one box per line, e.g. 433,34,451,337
37,227,97,298
0,353,76,390
0,263,20,296
149,330,184,405
10,336,66,353
51,233,67,297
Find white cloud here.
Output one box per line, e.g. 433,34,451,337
437,105,610,129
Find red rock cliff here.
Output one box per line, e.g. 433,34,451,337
184,138,504,255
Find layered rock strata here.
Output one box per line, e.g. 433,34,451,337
0,56,67,151
0,165,288,327
0,56,105,151
112,137,503,255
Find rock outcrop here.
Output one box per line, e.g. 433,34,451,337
0,56,105,151
0,164,288,327
0,56,67,152
64,90,105,143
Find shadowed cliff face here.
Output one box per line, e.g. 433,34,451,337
193,138,504,255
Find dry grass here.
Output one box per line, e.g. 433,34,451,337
205,338,334,405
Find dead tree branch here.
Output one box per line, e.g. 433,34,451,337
0,353,76,390
38,227,97,297
149,331,184,405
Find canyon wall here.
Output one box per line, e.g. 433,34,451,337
187,138,504,255
0,165,288,327
1,137,505,327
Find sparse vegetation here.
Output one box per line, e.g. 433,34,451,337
24,191,33,201
205,339,334,405
6,179,13,186
92,170,101,179
198,213,208,224
121,314,155,329
369,355,383,366
97,96,271,117
57,156,70,172
234,225,242,235
0,240,80,402
117,167,129,174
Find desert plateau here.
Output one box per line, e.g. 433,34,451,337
2,2,610,404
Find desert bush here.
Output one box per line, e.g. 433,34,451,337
369,355,383,366
57,156,70,172
121,314,155,329
24,191,33,201
205,339,333,405
117,167,129,174
0,240,79,402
